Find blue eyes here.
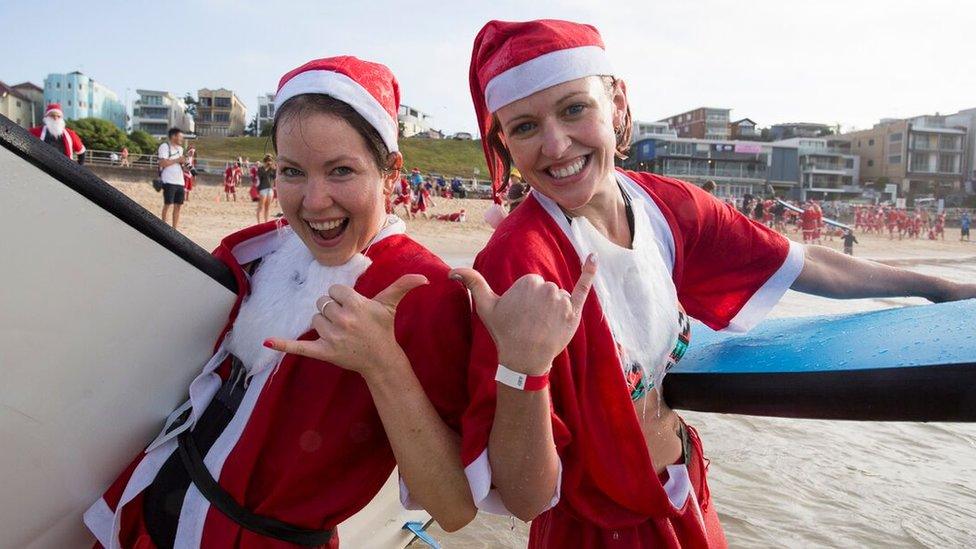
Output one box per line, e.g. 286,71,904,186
565,103,585,116
509,104,587,136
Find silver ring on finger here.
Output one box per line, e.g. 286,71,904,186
319,299,335,316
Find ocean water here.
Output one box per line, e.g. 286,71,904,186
416,261,976,548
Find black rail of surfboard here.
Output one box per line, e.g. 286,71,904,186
664,363,976,422
0,115,237,293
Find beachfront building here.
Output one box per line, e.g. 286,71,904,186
945,108,976,184
0,81,43,128
398,104,432,138
631,120,677,143
257,92,275,134
658,107,730,140
622,135,794,199
768,122,836,141
195,88,248,137
132,90,194,138
43,71,126,129
837,115,967,203
771,137,861,201
729,118,760,140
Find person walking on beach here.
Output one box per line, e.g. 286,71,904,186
119,146,130,167
255,154,275,223
842,229,858,255
157,127,187,230
223,162,237,202
453,19,976,549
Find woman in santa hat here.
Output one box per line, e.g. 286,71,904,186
452,19,976,548
85,56,475,548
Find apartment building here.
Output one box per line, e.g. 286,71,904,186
132,90,194,138
658,107,730,140
195,88,248,137
43,71,126,129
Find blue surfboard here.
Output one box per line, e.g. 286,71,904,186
664,300,976,421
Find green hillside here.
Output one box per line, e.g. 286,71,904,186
191,136,488,179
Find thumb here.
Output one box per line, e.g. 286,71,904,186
570,254,598,316
448,267,499,314
373,274,429,309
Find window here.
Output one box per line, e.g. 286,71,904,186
889,132,902,142
68,100,72,106
214,97,231,108
68,83,72,89
888,155,902,164
867,160,874,167
939,154,957,173
911,153,930,171
857,140,861,147
939,135,959,150
868,139,874,146
15,100,20,107
56,82,60,88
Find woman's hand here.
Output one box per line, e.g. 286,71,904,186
926,280,976,303
449,254,597,375
264,274,428,378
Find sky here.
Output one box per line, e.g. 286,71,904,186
3,0,974,135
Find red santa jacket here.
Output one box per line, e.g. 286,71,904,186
85,220,470,548
460,169,803,547
29,125,86,159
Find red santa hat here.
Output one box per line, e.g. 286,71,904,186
274,56,400,153
469,19,614,197
44,103,63,117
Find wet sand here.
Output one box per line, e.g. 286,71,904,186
113,180,976,548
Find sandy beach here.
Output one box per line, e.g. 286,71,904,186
112,179,976,548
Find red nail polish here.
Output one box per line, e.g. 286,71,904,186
263,339,274,348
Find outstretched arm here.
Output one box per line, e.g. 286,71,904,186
791,244,976,302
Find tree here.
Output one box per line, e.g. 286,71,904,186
245,116,258,137
127,130,158,155
260,123,273,137
183,93,198,118
67,118,128,151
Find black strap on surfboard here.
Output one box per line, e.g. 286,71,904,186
177,432,334,547
144,356,333,546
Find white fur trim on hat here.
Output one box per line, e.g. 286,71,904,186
45,107,63,117
485,45,613,113
274,70,399,153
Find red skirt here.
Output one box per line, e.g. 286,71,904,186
528,425,727,549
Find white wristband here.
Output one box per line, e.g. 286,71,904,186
494,363,549,391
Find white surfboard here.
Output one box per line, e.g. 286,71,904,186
0,117,433,548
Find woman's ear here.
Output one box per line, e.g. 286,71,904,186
611,78,629,130
383,151,403,195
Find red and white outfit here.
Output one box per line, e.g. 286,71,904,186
28,103,86,160
464,20,805,548
85,56,460,549
223,166,236,194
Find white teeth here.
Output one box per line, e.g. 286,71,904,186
308,219,345,231
547,156,586,179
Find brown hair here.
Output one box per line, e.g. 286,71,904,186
271,94,394,173
486,76,632,192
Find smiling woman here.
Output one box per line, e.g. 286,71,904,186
84,56,476,548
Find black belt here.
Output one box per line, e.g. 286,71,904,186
145,356,333,547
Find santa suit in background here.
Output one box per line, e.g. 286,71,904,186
223,166,236,195
800,206,819,242
84,221,470,548
461,170,803,548
29,103,86,163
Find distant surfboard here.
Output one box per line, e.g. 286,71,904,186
0,116,431,547
777,198,852,231
665,300,976,421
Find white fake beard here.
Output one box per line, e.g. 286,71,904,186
44,116,65,137
569,199,680,400
225,230,372,376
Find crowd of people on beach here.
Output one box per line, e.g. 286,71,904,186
390,167,469,221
